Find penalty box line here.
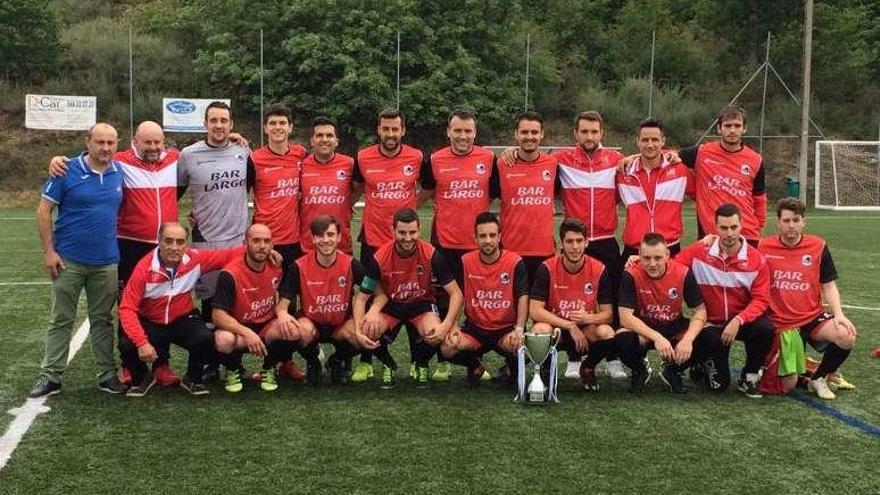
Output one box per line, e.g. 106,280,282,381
0,319,91,471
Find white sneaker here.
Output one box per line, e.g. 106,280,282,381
809,376,836,400
317,346,327,366
565,359,582,379
606,359,628,379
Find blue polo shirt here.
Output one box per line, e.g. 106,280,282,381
41,152,123,265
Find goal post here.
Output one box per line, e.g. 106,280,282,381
814,140,880,211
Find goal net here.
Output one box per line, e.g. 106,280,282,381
815,140,880,210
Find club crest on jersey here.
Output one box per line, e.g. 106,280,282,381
801,254,813,266
667,287,679,300
500,272,510,284
583,282,594,294
337,276,347,287
235,152,246,163
740,164,751,175
336,170,347,180
542,169,552,181
272,277,280,289
416,264,424,276
476,162,487,174
403,164,415,176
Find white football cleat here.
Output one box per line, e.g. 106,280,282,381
565,359,582,379
606,359,628,379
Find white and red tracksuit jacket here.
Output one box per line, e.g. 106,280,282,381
675,238,770,325
616,156,691,249
554,145,622,241
115,148,180,244
119,246,242,347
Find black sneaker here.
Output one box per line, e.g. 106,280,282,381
180,375,210,396
689,362,706,385
126,376,156,397
97,375,128,394
28,376,61,398
580,364,599,392
328,357,348,385
660,365,688,394
306,361,323,386
201,364,220,383
629,366,650,393
737,377,762,399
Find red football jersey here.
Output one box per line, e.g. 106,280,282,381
625,261,689,328
541,255,606,319
299,152,355,253
220,256,282,326
553,146,622,241
427,145,495,250
294,251,358,327
356,144,424,248
759,234,827,330
250,145,308,245
617,157,689,248
371,239,436,304
498,153,557,257
461,249,523,331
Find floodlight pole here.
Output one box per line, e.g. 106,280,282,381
396,30,401,110
524,33,531,112
798,0,813,204
648,30,656,118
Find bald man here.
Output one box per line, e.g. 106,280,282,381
30,123,128,398
48,120,184,386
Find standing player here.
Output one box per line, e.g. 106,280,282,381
352,208,462,388
529,219,616,391
440,212,528,386
277,215,370,384
679,105,767,245
617,119,690,260
675,204,773,397
554,110,628,379
758,198,857,399
419,108,496,382
299,117,360,254
177,101,250,323
497,111,558,282
212,224,304,392
248,103,308,267
615,233,718,394
350,109,428,383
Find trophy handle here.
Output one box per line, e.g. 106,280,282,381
551,327,562,347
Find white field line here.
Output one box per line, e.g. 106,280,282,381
0,282,51,286
841,304,880,312
0,319,90,471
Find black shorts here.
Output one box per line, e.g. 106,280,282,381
244,321,273,339
461,321,514,351
800,312,833,351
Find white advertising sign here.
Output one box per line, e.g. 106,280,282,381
162,98,231,133
25,94,97,131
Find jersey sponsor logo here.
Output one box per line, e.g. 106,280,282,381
583,282,594,295
308,293,349,315
771,269,810,291
80,174,91,180
205,169,246,192
441,179,484,199
667,287,679,300
542,169,552,181
392,280,426,300
467,273,485,280
244,295,275,322
263,166,281,172
707,174,747,197
304,185,345,205
306,280,325,286
801,254,813,266
243,287,259,292
500,272,510,284
371,181,409,200
476,163,487,174
643,303,675,322
510,186,551,206
403,164,415,176
470,289,511,310
337,275,347,287
270,177,299,199
740,164,751,175
439,167,459,173
336,170,347,180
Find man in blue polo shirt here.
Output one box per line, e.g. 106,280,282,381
29,123,128,398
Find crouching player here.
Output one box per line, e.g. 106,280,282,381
440,212,528,386
353,208,463,389
529,218,616,391
615,233,719,393
276,215,370,385
212,224,311,392
758,198,857,399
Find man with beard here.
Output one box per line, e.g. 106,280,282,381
440,212,528,386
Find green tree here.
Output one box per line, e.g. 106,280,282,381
0,0,63,82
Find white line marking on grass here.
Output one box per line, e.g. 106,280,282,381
0,319,90,471
0,218,36,221
0,282,51,286
841,304,880,312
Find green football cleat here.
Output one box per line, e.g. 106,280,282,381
380,364,396,389
416,366,430,389
260,367,279,392
224,369,243,393
431,361,451,382
409,362,417,380
351,362,374,383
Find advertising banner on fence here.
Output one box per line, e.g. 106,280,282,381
162,98,231,133
25,94,97,131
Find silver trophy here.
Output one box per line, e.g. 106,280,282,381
516,328,561,404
